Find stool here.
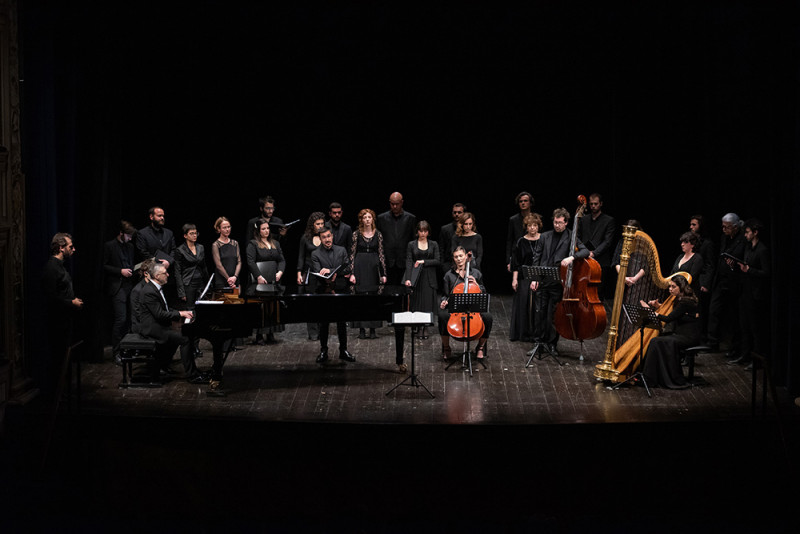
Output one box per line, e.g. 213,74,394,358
118,333,160,388
682,345,711,386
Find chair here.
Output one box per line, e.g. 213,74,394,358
681,345,711,385
118,332,160,388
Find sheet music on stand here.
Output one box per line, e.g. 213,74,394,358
610,303,662,397
623,303,662,332
450,292,490,314
521,265,560,283
447,292,490,377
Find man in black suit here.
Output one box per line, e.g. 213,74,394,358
506,192,533,272
311,227,354,364
138,261,204,382
578,193,616,300
377,192,416,285
439,202,465,263
707,212,746,356
41,233,83,399
731,218,770,369
327,201,352,249
103,220,136,360
530,208,590,355
246,195,288,243
134,206,175,264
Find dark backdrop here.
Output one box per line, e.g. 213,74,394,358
17,1,797,390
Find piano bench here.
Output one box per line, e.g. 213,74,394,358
118,333,160,388
682,345,711,386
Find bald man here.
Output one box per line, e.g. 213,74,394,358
376,192,417,285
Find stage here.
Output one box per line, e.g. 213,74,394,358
3,295,797,532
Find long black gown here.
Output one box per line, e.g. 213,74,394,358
402,240,440,316
641,298,700,389
509,235,539,342
246,239,287,336
349,231,386,330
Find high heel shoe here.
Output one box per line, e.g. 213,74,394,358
476,345,486,359
442,346,452,360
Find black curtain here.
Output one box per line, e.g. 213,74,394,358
18,1,797,391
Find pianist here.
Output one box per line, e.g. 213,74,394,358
138,261,206,383
310,227,355,364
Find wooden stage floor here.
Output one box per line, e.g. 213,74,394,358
79,295,776,425
4,295,798,532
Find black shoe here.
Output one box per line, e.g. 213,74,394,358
316,350,329,363
549,344,560,357
369,329,378,339
727,356,746,365
339,350,356,362
160,367,179,376
309,335,319,341
742,361,757,371
114,353,123,367
358,328,367,339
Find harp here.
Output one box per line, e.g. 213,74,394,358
594,226,692,383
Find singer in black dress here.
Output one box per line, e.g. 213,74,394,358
402,220,440,339
348,209,387,339
211,217,241,290
450,212,483,270
247,218,286,343
509,213,543,342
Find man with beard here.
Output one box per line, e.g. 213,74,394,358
103,220,137,362
326,201,352,248
41,233,83,399
577,193,617,300
247,195,287,243
134,206,175,265
530,208,590,356
731,218,770,370
506,192,533,273
439,202,465,263
310,227,354,364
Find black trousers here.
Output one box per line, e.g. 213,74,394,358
533,281,562,346
109,283,133,352
707,277,741,350
319,322,348,352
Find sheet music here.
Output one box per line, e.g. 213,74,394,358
197,274,215,302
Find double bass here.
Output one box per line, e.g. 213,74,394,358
446,252,485,341
553,195,607,344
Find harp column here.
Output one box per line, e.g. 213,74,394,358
594,224,638,381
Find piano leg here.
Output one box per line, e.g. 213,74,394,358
206,339,228,397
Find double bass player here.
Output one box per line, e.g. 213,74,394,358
530,207,590,356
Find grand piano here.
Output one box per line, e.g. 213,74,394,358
182,285,411,396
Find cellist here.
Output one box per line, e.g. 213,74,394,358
530,208,590,356
438,247,493,360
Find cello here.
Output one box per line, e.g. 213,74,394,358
553,195,607,348
446,251,486,341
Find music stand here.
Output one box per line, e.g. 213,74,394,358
610,303,661,397
386,312,435,398
522,265,562,367
445,292,490,377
